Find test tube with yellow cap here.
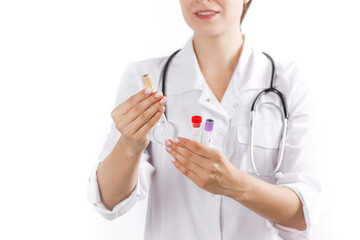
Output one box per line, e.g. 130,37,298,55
142,74,177,144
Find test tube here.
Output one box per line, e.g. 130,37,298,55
142,74,156,92
191,116,202,142
203,119,214,147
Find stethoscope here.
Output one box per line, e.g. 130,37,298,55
159,49,289,177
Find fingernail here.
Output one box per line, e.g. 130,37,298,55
171,157,176,163
160,97,167,104
144,88,152,95
158,106,165,112
165,140,172,146
173,138,180,144
166,147,172,152
154,91,163,99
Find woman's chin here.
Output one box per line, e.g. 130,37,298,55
193,28,223,38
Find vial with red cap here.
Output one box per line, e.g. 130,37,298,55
191,115,202,142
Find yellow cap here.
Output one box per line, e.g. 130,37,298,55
142,74,154,89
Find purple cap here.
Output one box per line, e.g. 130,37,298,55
204,119,214,132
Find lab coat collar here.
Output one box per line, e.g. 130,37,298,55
165,33,279,97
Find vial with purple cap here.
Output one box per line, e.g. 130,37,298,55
203,119,214,147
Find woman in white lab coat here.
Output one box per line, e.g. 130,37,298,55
88,0,323,239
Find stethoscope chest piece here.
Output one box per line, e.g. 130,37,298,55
151,121,177,145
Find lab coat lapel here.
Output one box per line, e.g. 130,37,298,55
165,35,227,118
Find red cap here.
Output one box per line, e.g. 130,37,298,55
192,115,202,128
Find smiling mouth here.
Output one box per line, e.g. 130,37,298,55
196,11,219,15
194,9,220,15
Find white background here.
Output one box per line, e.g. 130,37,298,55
0,0,359,239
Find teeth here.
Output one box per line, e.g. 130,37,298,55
197,12,217,15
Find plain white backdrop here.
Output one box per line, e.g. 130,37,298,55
0,0,359,239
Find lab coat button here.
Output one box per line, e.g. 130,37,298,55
233,103,239,108
206,98,211,102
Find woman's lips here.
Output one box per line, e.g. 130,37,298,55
194,9,219,20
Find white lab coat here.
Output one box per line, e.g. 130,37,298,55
87,33,323,240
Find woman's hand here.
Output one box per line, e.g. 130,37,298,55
165,137,249,198
111,88,167,153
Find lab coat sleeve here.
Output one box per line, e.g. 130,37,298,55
272,61,324,239
87,62,155,220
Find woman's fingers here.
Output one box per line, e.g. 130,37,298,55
134,104,167,138
166,149,203,185
165,139,207,169
173,137,215,159
122,91,165,126
111,88,153,119
112,88,166,132
126,94,166,133
165,143,204,177
110,87,168,151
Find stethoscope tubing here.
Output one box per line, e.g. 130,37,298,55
160,48,289,177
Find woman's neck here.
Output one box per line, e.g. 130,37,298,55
192,26,244,73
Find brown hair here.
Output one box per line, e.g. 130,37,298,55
240,0,252,25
